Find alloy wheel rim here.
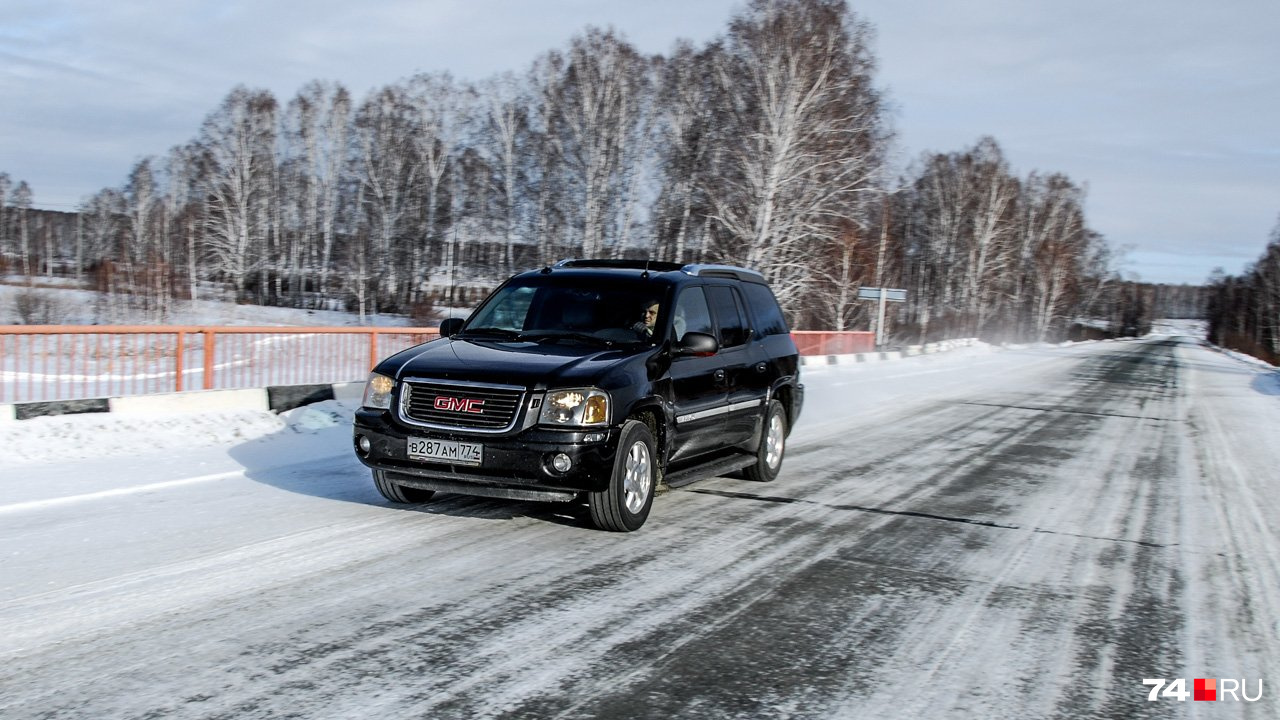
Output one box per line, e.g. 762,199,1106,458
622,441,652,514
765,414,784,470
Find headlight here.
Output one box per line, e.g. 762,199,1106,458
362,372,396,409
539,388,610,426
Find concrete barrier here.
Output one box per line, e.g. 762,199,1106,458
14,398,111,420
109,388,271,415
8,381,364,421
800,338,977,367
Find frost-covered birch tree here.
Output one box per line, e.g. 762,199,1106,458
704,0,887,319
198,87,278,300
122,157,173,318
1022,174,1089,341
0,173,11,270
160,144,202,303
11,181,33,278
538,28,655,259
475,72,534,274
282,81,351,305
353,85,419,311
962,139,1020,334
652,41,719,264
405,72,463,296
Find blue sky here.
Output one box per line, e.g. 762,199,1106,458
2,0,1277,285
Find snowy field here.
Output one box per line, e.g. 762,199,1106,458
0,278,428,327
1,323,1277,718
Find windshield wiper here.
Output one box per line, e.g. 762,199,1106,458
522,331,614,347
456,327,524,341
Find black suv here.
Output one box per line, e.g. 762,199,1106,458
353,259,804,531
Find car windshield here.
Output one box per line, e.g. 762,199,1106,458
462,277,668,345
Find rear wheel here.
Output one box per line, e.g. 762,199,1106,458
372,470,436,503
589,420,656,531
744,399,787,482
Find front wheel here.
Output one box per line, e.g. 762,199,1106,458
744,399,787,482
589,420,656,531
372,469,436,503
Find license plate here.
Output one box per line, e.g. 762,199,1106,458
407,438,483,466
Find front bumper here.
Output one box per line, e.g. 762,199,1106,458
353,408,621,497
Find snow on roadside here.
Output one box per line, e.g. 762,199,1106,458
0,409,285,465
2,328,1269,472
0,400,357,466
0,342,1021,471
0,344,1005,469
0,340,1104,469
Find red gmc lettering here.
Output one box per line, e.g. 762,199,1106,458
434,396,486,414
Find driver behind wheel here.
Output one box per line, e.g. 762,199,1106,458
631,300,660,339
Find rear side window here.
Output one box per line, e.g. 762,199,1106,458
741,282,789,336
706,285,749,348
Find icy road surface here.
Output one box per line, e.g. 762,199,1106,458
1,336,1276,719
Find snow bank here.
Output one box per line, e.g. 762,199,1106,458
0,399,357,466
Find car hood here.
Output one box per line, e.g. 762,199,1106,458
386,337,645,389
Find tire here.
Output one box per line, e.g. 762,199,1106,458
589,420,656,532
744,399,787,483
372,469,436,503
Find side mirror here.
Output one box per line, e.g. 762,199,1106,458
675,331,719,357
439,317,464,338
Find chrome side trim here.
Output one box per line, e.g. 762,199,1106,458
676,406,728,424
676,398,763,425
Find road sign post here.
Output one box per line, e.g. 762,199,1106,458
857,287,907,347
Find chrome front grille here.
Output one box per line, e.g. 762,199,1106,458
400,379,525,432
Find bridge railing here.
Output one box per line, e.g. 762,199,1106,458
0,326,438,404
789,330,876,357
0,326,877,404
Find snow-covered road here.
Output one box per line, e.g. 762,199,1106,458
1,336,1276,719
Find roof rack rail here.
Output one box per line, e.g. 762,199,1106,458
679,264,766,282
553,258,684,272
549,258,766,282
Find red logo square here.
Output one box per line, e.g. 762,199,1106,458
1194,678,1217,701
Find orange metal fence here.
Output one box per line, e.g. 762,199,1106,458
0,326,877,404
789,331,876,357
0,326,438,404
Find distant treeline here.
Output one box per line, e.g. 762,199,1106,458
1205,218,1280,364
0,0,1212,342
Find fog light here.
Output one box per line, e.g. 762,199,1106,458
551,453,572,473
357,435,372,454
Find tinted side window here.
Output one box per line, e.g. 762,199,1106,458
741,282,789,336
706,285,748,348
672,287,714,342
